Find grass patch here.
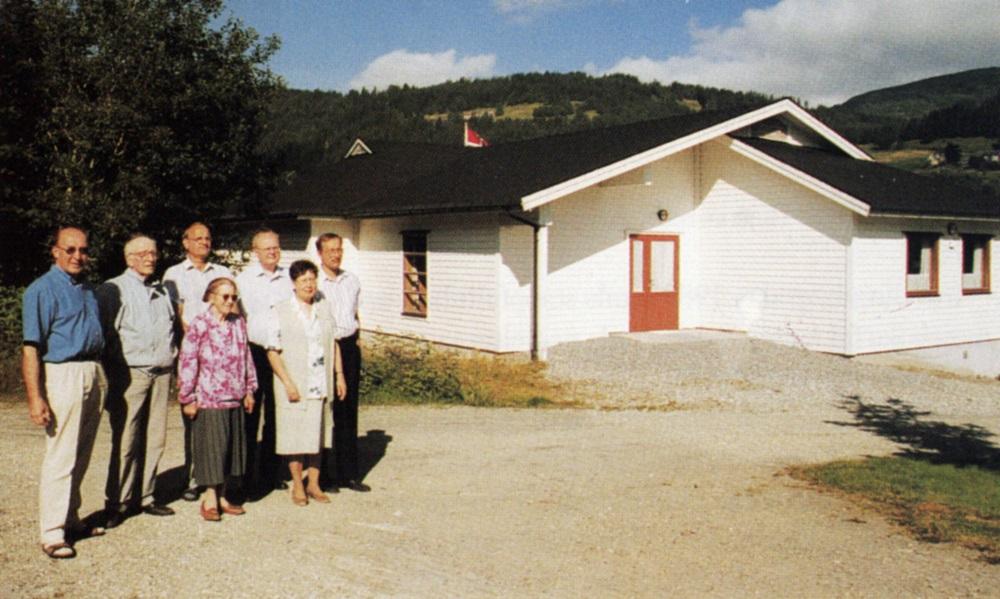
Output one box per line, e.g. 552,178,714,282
360,336,572,408
791,456,1000,562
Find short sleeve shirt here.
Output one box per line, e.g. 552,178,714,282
235,262,293,346
22,265,104,363
162,258,232,326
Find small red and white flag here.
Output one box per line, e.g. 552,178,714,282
464,121,489,148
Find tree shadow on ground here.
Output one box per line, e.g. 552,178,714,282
829,396,1000,469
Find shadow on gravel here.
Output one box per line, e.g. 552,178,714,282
154,465,189,504
358,429,392,482
829,396,1000,469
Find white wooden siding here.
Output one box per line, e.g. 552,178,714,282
850,218,1000,353
695,141,852,353
544,149,700,345
356,215,502,350
498,225,534,351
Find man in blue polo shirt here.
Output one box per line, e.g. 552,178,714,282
23,227,106,559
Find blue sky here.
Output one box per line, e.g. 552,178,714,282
221,0,1000,106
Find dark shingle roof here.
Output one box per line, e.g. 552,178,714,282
270,109,746,218
345,109,746,217
269,142,473,217
738,137,1000,219
269,108,1000,221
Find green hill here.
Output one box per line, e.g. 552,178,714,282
835,67,1000,119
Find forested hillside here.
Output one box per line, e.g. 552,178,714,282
814,67,1000,147
262,72,773,170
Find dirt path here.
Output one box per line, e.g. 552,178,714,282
2,401,998,598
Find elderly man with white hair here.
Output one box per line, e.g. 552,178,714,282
97,235,178,528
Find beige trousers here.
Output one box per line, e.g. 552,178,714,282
105,367,171,510
39,361,106,545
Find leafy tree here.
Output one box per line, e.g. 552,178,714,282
0,0,280,284
943,142,963,166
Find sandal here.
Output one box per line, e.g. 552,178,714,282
306,488,331,503
291,489,308,507
200,502,221,522
220,502,246,516
42,541,76,559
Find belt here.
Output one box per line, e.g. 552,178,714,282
336,332,359,344
62,353,101,363
140,365,174,376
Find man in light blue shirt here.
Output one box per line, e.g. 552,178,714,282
22,227,106,559
98,235,178,527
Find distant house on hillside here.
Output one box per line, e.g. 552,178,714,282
262,99,1000,359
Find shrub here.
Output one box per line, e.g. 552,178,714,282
360,336,567,407
0,286,24,396
360,337,464,405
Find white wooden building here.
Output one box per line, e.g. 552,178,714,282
264,100,1000,359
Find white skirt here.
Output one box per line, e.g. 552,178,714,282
275,396,332,455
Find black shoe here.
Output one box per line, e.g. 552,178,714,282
320,480,341,493
274,480,289,491
142,504,175,517
340,480,371,493
181,487,200,502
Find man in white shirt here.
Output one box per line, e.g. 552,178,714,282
316,232,369,492
235,228,293,495
162,222,232,501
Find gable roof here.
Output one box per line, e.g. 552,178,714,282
736,137,1000,220
269,99,998,221
348,107,755,218
269,142,472,218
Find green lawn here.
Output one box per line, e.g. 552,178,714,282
792,457,1000,562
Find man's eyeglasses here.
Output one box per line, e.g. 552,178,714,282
128,250,159,259
57,246,90,256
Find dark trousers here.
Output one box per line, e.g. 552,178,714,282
333,333,361,482
245,344,279,490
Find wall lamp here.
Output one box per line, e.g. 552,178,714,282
657,209,670,222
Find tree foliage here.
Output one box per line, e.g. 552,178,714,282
900,91,1000,142
0,0,280,284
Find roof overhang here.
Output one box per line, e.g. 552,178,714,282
520,99,871,211
867,213,1000,222
725,137,871,216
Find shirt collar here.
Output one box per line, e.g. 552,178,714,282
49,264,79,285
124,268,149,284
182,257,223,272
251,262,286,281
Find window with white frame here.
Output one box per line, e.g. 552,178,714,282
401,231,428,316
905,232,939,296
961,234,991,294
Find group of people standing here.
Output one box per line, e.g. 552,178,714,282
22,223,368,559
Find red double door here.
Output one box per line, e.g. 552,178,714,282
629,234,679,332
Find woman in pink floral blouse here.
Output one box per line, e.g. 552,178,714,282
178,277,257,521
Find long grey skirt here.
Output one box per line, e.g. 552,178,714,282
192,407,246,487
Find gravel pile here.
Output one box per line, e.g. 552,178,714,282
546,335,1000,416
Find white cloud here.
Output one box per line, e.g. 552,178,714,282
602,0,1000,106
493,0,568,14
349,49,497,91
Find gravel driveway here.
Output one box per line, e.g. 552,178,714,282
2,334,1000,597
